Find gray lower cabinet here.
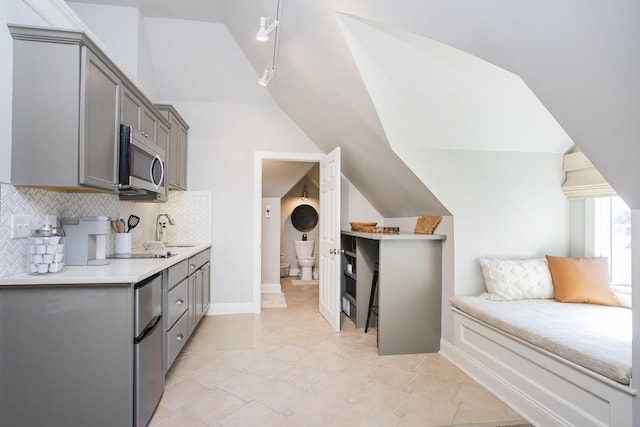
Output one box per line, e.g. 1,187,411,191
188,249,211,335
0,247,212,426
10,25,121,192
0,284,134,426
163,248,211,373
165,259,189,371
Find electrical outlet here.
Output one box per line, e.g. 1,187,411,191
11,215,31,239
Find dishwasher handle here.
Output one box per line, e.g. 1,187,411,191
134,314,162,344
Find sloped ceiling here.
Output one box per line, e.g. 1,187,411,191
336,13,573,154
69,0,640,209
262,160,315,198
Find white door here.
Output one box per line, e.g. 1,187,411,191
319,147,341,331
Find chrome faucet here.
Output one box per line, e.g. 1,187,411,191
155,213,175,243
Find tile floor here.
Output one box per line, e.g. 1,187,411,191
150,277,531,427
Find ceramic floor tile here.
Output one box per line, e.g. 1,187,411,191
406,372,462,401
367,363,418,391
149,409,212,427
288,387,353,425
331,398,403,427
165,353,211,379
309,370,370,401
217,400,293,427
148,403,174,426
187,359,244,389
398,388,459,426
174,387,247,425
153,276,530,426
250,378,306,413
326,353,378,379
218,371,272,401
275,360,326,390
160,378,214,412
266,343,308,364
452,382,523,424
353,380,411,412
377,353,426,373
415,353,464,382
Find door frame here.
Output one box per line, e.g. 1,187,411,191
253,151,326,313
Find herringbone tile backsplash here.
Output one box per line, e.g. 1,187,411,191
0,184,211,277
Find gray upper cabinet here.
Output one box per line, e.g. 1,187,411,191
156,104,189,190
122,86,161,145
10,25,121,192
10,25,170,199
121,87,142,133
81,49,121,189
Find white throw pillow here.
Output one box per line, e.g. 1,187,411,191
479,258,554,301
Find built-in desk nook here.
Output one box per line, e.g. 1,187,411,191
341,231,446,355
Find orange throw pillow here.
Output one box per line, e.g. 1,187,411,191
545,255,619,306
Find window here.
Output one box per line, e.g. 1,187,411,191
593,197,631,286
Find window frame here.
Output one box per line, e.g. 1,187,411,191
590,197,632,286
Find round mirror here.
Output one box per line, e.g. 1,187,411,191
291,204,318,232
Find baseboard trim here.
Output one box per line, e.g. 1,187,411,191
262,283,281,293
207,302,257,315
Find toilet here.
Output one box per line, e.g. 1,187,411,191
293,240,315,281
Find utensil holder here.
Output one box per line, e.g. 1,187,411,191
115,233,132,254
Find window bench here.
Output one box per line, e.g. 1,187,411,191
441,296,635,427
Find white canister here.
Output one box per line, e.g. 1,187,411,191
28,224,65,274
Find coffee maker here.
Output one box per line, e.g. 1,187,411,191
62,216,111,266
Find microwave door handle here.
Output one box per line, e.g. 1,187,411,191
150,154,164,190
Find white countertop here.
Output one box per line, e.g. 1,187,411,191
342,230,447,241
0,243,211,287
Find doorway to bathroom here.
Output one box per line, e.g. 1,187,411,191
262,161,319,296
254,150,342,331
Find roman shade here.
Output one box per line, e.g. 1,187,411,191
562,152,616,200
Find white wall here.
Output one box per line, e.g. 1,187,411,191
66,3,138,78
261,197,281,290
398,149,570,341
172,101,321,311
67,2,159,100
340,176,384,231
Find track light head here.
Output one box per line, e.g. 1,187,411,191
256,16,278,42
258,67,274,86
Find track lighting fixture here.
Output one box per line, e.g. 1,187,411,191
256,16,278,42
256,0,282,86
258,66,274,86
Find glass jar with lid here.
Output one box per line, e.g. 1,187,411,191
28,224,65,274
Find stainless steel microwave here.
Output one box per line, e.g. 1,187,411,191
118,124,165,196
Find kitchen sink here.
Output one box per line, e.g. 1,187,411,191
107,252,177,259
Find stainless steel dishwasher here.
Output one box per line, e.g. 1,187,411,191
134,273,163,427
